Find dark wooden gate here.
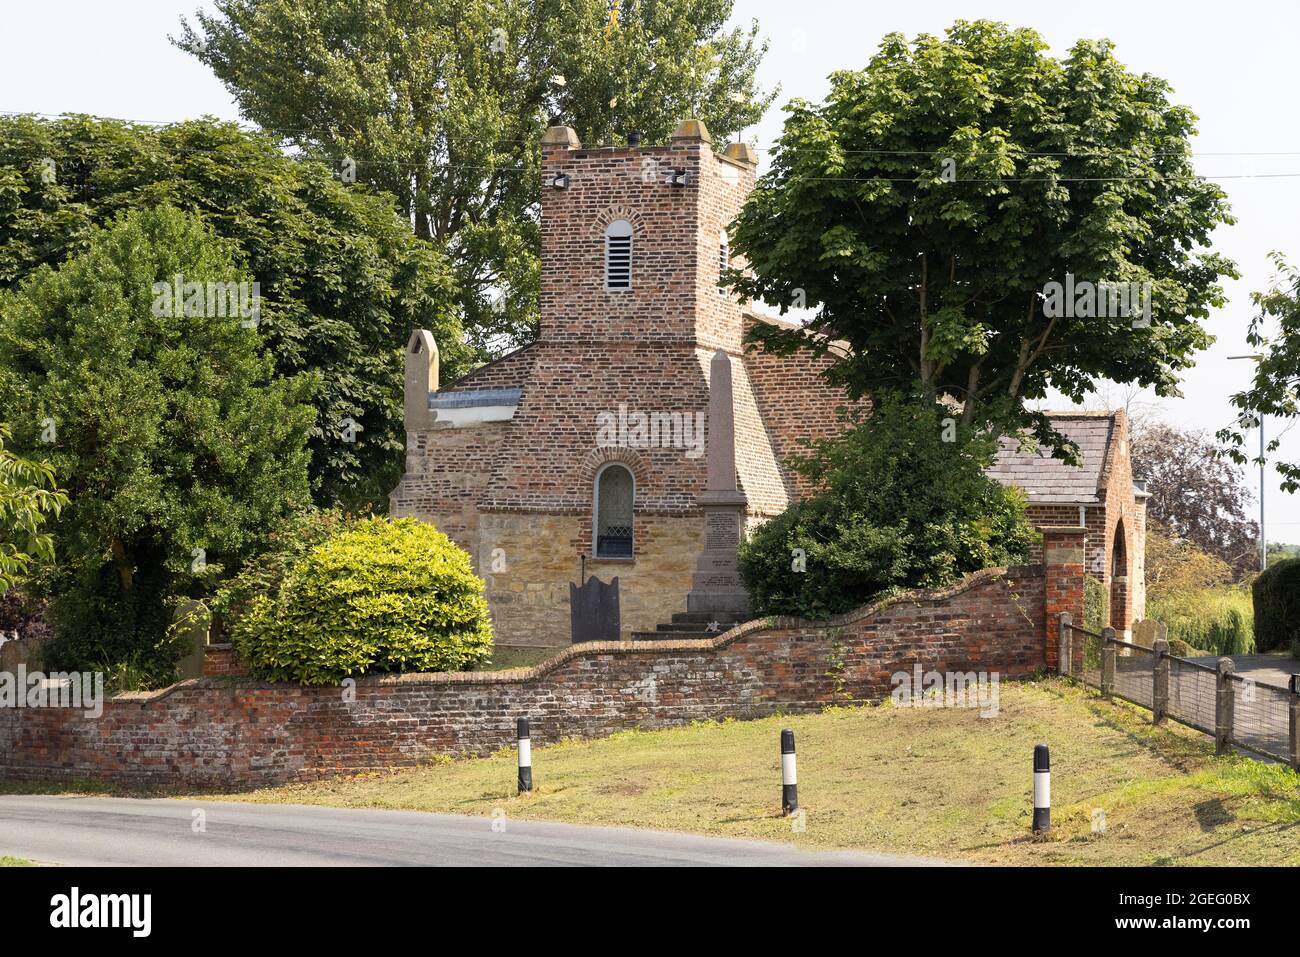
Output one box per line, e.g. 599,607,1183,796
569,575,620,643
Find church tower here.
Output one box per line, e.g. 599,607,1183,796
393,119,846,646
538,120,758,352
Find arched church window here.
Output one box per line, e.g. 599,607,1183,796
595,463,634,558
605,219,633,290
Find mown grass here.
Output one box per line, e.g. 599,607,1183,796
0,856,35,867
473,645,562,672
4,679,1297,865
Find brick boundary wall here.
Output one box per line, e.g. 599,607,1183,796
0,530,1082,789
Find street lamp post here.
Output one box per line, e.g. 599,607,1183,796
1228,355,1267,572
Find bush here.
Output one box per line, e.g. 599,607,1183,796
738,396,1037,619
1149,586,1254,656
1252,558,1300,654
221,517,493,684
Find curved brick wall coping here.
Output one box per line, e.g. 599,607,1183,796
162,563,1043,698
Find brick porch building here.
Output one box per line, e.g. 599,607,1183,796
390,119,1146,646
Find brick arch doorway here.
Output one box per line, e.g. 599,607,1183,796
1110,521,1129,634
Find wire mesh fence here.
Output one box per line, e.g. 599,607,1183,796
1167,657,1217,736
1062,621,1296,766
1230,675,1291,760
1111,641,1154,710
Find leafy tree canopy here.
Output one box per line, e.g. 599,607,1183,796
0,204,316,678
730,20,1236,456
176,0,774,351
1219,253,1300,493
0,114,469,509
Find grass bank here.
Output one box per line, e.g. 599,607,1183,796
214,679,1300,865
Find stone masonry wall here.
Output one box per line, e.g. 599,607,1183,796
0,553,1070,790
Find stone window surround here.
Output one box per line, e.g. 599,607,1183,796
593,461,636,560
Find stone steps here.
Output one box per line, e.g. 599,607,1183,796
629,613,747,642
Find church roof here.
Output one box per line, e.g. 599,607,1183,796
986,412,1118,504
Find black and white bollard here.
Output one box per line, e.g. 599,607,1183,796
1032,744,1050,834
517,717,533,794
781,728,798,815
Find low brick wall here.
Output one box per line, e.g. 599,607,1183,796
0,558,1062,789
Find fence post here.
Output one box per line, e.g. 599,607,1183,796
1152,637,1169,725
1057,612,1072,678
1215,657,1235,756
1289,675,1300,772
1100,628,1116,699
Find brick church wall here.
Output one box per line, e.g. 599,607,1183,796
391,126,828,645
1,535,1079,789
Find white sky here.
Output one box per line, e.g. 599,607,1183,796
1,0,1298,540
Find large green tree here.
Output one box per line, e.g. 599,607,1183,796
176,0,773,350
0,115,469,508
0,204,316,679
730,20,1236,454
1219,253,1300,493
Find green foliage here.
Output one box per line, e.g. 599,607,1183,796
1083,576,1108,634
0,204,316,681
1220,253,1300,493
177,0,773,351
222,517,493,685
210,508,350,633
0,423,66,594
738,395,1036,619
1150,586,1255,656
1251,558,1300,654
0,114,469,509
730,20,1236,452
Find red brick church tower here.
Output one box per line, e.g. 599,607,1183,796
390,119,851,645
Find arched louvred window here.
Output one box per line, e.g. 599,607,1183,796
718,229,729,294
605,219,633,290
595,463,634,558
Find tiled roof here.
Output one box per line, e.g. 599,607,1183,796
986,413,1116,504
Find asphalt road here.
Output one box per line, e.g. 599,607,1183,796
0,796,945,867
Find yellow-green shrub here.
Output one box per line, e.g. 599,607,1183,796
1149,586,1254,656
226,517,492,684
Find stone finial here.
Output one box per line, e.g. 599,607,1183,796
405,329,439,429
723,142,758,165
671,118,713,144
541,125,581,149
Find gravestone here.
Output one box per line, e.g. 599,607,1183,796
570,575,621,643
173,600,212,679
1131,618,1164,649
685,350,750,617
